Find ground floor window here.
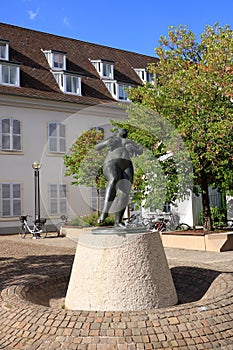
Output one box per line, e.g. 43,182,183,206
49,184,67,215
0,183,21,217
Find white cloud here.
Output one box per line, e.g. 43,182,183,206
28,8,39,20
63,17,70,27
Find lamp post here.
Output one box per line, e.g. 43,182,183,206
32,162,41,223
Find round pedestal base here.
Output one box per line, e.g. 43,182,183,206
65,229,178,311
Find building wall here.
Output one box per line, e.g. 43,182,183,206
0,97,125,233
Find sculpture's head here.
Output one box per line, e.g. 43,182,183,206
117,128,128,138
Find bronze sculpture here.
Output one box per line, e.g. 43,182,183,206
95,128,143,226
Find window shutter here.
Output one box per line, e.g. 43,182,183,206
0,184,2,216
12,119,21,150
0,118,21,151
48,122,58,152
59,124,66,152
0,183,22,217
12,184,21,216
48,122,66,153
2,118,10,150
0,119,2,150
49,184,58,214
49,184,67,215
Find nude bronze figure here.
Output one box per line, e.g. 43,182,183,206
95,128,143,226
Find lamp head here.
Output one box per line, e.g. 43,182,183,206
32,161,41,170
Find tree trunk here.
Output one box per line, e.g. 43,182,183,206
97,187,100,216
200,172,213,232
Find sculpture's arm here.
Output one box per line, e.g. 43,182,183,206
95,139,109,151
126,141,143,156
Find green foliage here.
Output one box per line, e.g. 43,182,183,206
69,212,115,227
111,105,193,210
200,207,227,228
68,216,87,227
63,129,106,189
128,23,233,231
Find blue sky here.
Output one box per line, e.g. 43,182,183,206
1,0,233,56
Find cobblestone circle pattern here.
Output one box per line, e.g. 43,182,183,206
0,237,233,349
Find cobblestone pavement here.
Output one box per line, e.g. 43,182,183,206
0,234,233,350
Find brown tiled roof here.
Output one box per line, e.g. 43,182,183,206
0,23,158,106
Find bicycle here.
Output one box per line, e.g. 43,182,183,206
56,215,69,236
19,215,47,239
160,212,191,231
143,212,191,232
124,213,147,228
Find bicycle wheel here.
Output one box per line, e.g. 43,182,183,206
176,223,191,231
37,225,48,239
56,222,63,236
19,224,27,238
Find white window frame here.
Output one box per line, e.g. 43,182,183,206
0,63,20,86
65,74,82,95
43,50,66,71
91,60,114,79
53,72,81,95
104,81,130,101
146,72,156,83
0,40,9,61
104,80,117,99
134,68,146,82
118,84,130,101
0,117,22,151
53,73,64,90
0,183,22,217
134,68,155,83
102,62,114,79
49,184,67,215
48,122,66,153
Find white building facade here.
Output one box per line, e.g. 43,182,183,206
0,23,157,233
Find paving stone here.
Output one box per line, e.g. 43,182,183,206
0,236,233,349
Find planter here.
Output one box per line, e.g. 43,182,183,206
161,230,233,252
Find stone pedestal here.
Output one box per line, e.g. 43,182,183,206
65,229,178,311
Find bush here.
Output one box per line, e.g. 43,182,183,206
69,216,87,227
200,207,227,228
69,212,115,227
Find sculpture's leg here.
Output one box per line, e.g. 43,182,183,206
115,172,133,225
98,178,117,223
115,208,127,226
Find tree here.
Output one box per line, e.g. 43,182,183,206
63,129,106,214
111,116,192,211
128,23,233,231
64,121,192,219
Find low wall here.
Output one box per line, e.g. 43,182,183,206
62,226,233,252
161,231,233,252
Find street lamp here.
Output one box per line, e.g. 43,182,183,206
32,161,41,223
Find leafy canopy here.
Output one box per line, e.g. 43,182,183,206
63,129,106,189
111,105,193,210
127,23,233,230
129,23,233,194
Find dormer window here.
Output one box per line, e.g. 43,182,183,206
0,39,9,61
118,84,130,101
91,59,114,79
43,49,82,95
104,81,130,101
134,68,155,83
0,40,20,87
0,62,20,87
43,50,66,70
66,74,81,95
53,72,81,95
